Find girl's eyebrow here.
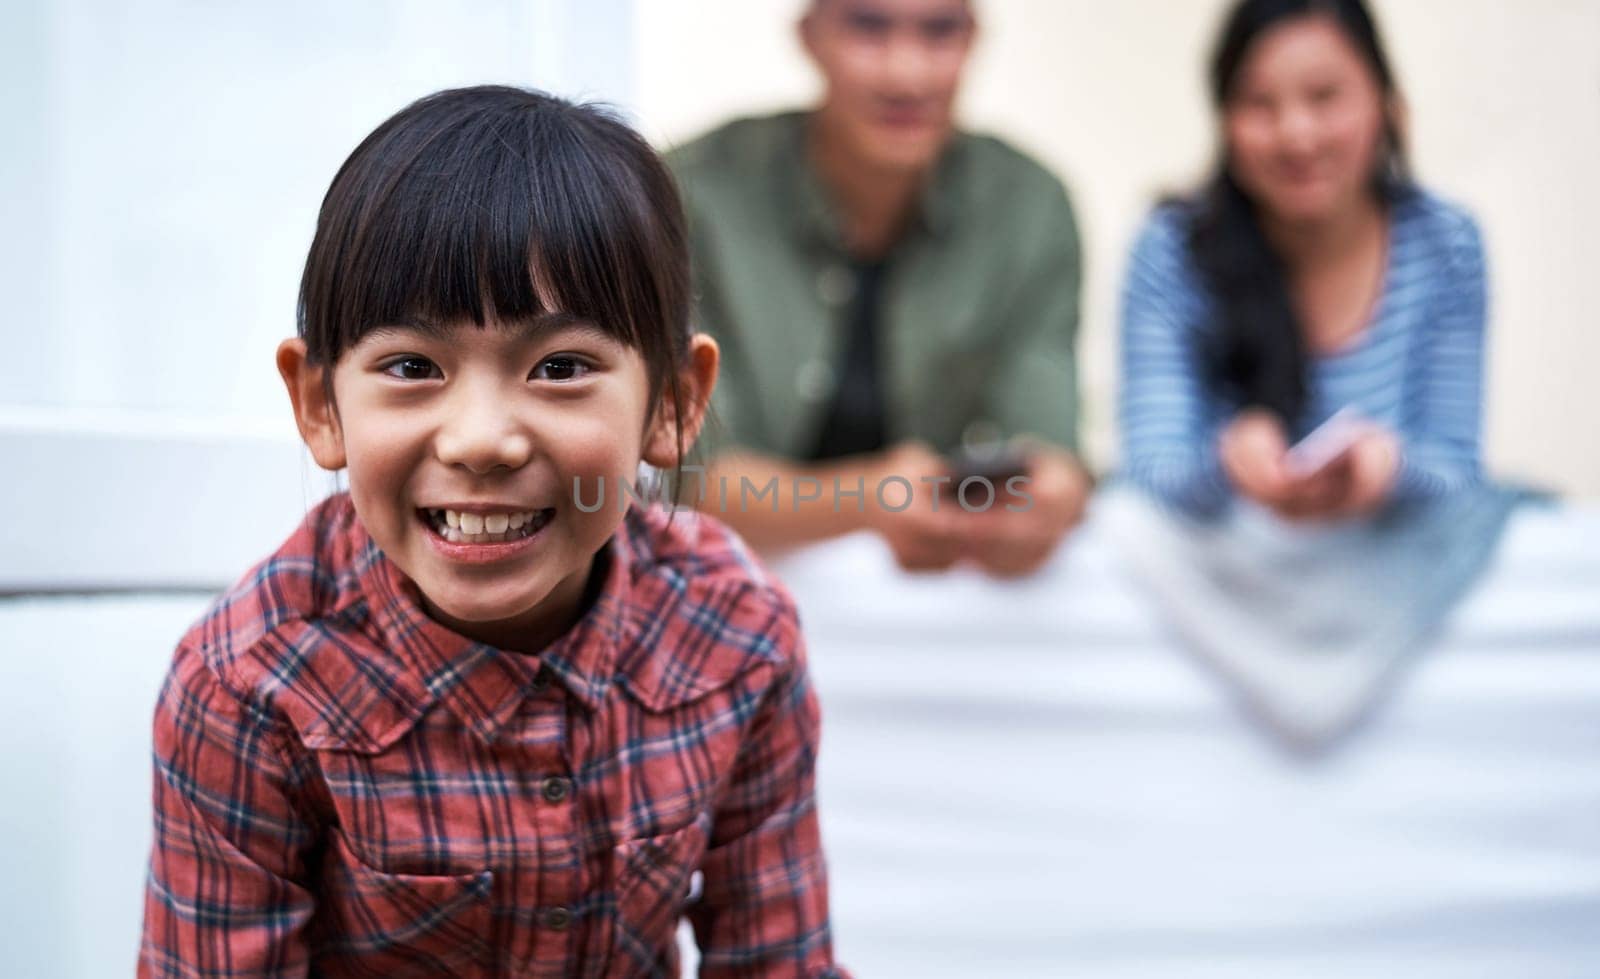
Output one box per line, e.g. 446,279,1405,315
508,314,619,346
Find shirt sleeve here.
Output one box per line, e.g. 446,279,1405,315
1393,213,1489,501
689,618,848,979
674,159,769,461
695,260,767,460
984,181,1083,453
139,642,318,978
1117,210,1233,517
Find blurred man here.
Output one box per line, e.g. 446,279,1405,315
670,0,1089,576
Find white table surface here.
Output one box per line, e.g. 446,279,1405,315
776,502,1600,978
3,503,1596,977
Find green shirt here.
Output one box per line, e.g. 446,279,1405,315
667,110,1082,460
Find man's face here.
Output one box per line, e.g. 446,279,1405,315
803,0,975,173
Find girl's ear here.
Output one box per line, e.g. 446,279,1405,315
642,334,719,469
276,338,348,471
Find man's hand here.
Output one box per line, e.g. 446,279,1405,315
865,441,965,573
955,445,1091,578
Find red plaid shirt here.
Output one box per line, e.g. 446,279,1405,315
140,493,846,978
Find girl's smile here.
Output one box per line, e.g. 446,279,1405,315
418,505,556,562
282,316,684,654
281,313,716,655
277,86,719,656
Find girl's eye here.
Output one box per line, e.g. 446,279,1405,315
381,356,441,380
532,355,592,382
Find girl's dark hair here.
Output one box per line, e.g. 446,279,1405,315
297,85,693,457
1188,0,1410,424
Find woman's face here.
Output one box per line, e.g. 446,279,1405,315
1223,14,1390,226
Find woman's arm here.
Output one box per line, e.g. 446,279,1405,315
1394,214,1489,501
1118,212,1232,516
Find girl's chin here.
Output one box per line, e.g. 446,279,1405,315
422,586,552,635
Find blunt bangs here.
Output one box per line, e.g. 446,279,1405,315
296,86,690,389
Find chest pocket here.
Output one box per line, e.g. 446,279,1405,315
599,815,712,975
313,827,496,979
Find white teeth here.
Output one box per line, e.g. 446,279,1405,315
431,508,546,544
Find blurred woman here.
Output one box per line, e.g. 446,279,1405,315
1119,0,1487,519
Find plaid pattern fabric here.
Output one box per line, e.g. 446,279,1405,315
140,493,847,978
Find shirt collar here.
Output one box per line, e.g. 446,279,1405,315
362,520,633,742
790,111,963,251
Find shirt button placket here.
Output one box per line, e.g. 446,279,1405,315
540,775,570,804
532,769,578,972
528,667,552,696
816,263,855,307
795,358,836,404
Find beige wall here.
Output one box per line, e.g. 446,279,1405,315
634,0,1600,498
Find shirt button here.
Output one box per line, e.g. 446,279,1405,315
542,906,572,930
795,358,835,403
540,776,571,804
816,264,855,306
961,420,1003,453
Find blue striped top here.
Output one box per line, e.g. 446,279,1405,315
1117,189,1488,516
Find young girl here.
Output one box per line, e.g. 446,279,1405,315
140,86,848,978
1119,0,1488,520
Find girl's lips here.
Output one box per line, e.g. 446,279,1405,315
417,508,553,565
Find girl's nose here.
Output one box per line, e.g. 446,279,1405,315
433,386,533,474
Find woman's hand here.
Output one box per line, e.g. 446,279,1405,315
1328,428,1402,517
1219,410,1401,521
1219,409,1296,508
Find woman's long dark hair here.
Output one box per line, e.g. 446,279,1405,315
1190,0,1411,424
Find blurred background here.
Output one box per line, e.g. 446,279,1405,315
2,1,1597,976
3,0,1596,505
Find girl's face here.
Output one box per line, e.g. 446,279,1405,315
283,318,712,654
1223,14,1389,226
